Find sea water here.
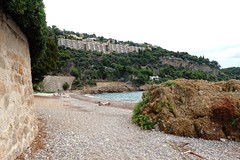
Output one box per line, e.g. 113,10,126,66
89,91,143,102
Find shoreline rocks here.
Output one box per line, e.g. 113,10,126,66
138,79,240,141
73,82,151,94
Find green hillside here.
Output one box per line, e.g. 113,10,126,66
33,26,239,89
220,67,240,80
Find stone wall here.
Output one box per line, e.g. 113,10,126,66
43,76,75,92
0,11,37,159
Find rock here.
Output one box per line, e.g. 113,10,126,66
97,101,110,106
153,124,160,131
139,79,240,141
220,138,228,142
167,118,196,137
198,90,203,96
75,82,150,94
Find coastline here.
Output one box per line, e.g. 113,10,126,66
34,92,137,110
72,81,151,94
71,93,136,110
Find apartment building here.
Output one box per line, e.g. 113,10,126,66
58,38,145,53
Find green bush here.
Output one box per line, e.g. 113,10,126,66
62,82,70,90
230,117,240,128
132,100,145,123
72,79,83,89
132,91,154,129
161,99,173,112
33,82,44,91
70,67,81,78
138,115,153,130
87,79,96,86
142,91,151,103
163,80,176,87
156,103,163,113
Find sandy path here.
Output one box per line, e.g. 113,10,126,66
20,94,240,160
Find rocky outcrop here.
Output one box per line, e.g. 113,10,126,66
77,82,151,94
139,79,240,141
0,12,37,159
161,57,218,75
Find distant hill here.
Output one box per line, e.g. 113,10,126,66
220,67,240,80
33,25,239,88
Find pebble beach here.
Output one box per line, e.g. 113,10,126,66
19,93,240,160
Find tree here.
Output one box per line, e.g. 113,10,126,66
32,37,58,82
70,67,81,79
1,0,47,65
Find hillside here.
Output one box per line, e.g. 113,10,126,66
221,67,240,80
33,26,240,88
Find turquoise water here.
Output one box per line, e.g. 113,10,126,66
89,91,143,102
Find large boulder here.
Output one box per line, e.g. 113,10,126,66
139,79,240,141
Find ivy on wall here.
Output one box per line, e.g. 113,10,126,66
0,0,47,64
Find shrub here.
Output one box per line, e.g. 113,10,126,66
156,103,163,113
132,100,145,123
163,80,176,87
87,79,96,86
33,82,44,92
138,115,153,130
72,79,83,89
132,91,154,129
230,117,240,129
62,82,70,90
161,99,173,112
70,67,81,78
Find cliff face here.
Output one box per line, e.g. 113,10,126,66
135,79,240,141
161,57,218,75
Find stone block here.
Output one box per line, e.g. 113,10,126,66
0,143,7,160
0,56,6,69
14,74,24,85
18,56,27,67
7,51,18,62
17,127,24,143
11,132,17,146
0,81,6,98
18,65,23,75
0,68,7,81
13,117,19,130
4,95,10,108
0,29,3,46
24,116,30,124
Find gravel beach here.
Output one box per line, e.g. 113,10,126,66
19,93,240,160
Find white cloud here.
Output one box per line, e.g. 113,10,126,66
191,45,240,68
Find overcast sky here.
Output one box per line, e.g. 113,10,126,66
43,0,240,68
